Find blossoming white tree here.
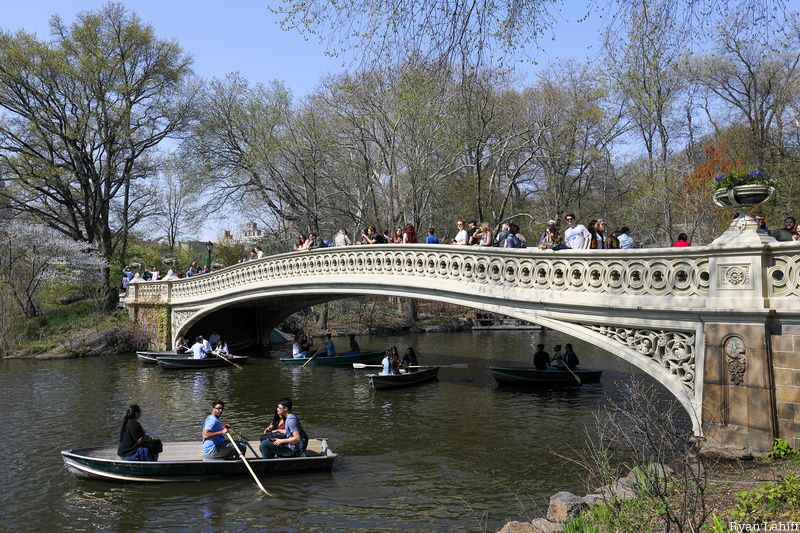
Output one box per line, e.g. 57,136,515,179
0,221,107,318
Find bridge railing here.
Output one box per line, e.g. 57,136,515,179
125,243,800,313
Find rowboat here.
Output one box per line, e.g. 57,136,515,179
61,439,336,483
490,366,602,386
279,350,384,367
367,366,439,390
156,355,249,369
137,351,180,364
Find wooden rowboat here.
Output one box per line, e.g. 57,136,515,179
279,350,384,367
490,366,602,386
137,351,180,364
367,366,439,390
156,355,248,369
61,439,336,483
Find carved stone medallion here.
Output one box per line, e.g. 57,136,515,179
723,336,747,386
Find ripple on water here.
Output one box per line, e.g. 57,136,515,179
2,332,686,531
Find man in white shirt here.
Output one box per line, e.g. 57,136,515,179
191,336,208,359
453,219,469,244
563,214,591,249
617,226,635,249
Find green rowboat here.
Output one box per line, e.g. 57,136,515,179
279,350,384,367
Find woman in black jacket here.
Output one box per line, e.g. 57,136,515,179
117,404,159,461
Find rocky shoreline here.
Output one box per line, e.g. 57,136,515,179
498,465,672,532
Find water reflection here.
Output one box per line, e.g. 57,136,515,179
2,331,687,532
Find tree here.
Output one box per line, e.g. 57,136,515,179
603,0,689,243
0,220,107,318
0,3,194,310
692,12,800,170
273,0,787,69
152,159,199,253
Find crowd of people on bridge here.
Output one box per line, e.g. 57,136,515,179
121,211,800,289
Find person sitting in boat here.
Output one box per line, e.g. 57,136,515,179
300,333,312,353
214,338,229,355
191,336,208,359
564,343,579,369
261,407,286,439
381,346,401,375
400,347,419,371
174,335,189,355
202,400,245,460
533,344,550,370
323,333,336,357
208,331,221,348
202,336,214,355
260,398,307,459
292,334,309,359
117,404,159,462
551,344,566,369
348,334,360,354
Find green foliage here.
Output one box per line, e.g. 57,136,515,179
6,299,131,356
713,169,777,190
768,438,799,461
729,475,800,523
563,498,661,533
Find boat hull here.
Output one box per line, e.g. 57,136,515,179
61,440,335,483
490,366,602,386
279,350,384,367
136,351,180,364
368,366,439,390
156,355,248,369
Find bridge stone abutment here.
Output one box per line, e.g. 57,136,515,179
125,218,800,455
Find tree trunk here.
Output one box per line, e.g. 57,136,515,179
407,298,418,326
317,302,329,330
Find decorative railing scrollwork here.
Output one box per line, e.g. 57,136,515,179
584,325,696,390
130,247,714,306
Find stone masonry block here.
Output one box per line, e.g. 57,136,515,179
775,369,800,387
777,401,798,422
777,387,800,404
770,335,795,354
773,351,798,369
779,419,800,442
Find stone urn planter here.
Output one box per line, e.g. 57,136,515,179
713,184,776,210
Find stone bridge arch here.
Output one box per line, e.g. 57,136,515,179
126,227,800,453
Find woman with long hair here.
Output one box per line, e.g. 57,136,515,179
117,404,159,461
403,223,417,244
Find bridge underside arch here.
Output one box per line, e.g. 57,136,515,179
172,285,702,433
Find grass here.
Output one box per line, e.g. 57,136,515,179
6,298,131,357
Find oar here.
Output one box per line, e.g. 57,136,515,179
564,365,582,385
225,432,272,496
301,346,325,368
214,351,242,369
235,431,262,459
352,363,468,369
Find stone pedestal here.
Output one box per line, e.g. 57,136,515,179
702,322,777,455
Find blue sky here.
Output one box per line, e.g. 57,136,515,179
2,1,606,98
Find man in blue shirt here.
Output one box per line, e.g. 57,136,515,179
424,227,439,244
191,336,207,359
202,400,241,460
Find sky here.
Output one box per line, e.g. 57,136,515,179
2,1,606,240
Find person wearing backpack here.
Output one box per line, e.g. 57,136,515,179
260,398,308,458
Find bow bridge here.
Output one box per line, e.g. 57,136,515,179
125,221,800,455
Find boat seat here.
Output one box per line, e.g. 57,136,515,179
304,438,326,457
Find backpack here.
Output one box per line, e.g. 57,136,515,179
505,234,521,248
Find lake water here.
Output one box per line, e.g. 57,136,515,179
2,330,680,532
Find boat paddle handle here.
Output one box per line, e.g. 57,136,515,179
226,432,272,496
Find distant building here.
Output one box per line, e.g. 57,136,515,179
239,222,263,243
